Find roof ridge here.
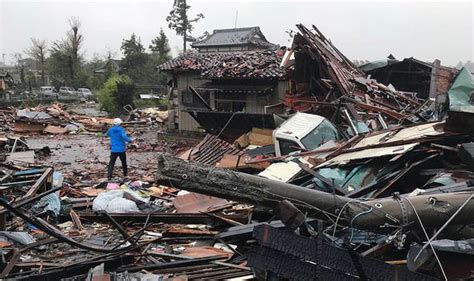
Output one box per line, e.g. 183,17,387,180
213,27,259,33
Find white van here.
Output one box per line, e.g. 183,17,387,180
273,112,341,156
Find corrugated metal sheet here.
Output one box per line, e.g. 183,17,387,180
181,134,243,166
353,122,444,148
318,143,418,167
173,192,232,213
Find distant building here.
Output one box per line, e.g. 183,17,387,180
0,72,15,100
191,27,278,53
158,26,287,132
0,72,14,90
94,59,122,75
0,63,17,78
0,59,49,87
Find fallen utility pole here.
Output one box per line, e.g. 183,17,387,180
156,156,474,232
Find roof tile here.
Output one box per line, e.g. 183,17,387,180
157,50,287,79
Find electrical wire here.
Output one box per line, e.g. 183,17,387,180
414,194,474,261
404,197,448,281
331,198,360,244
349,207,373,243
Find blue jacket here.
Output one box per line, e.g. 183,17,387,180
107,125,131,153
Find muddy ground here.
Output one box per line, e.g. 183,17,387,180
25,129,197,183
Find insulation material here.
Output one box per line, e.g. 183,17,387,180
259,159,312,182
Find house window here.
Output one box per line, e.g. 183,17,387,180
215,100,247,112
182,90,211,108
213,92,247,112
182,90,193,105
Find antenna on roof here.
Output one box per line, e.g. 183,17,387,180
234,10,238,28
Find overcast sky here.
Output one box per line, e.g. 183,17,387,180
1,0,473,66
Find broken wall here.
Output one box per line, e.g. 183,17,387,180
434,66,458,97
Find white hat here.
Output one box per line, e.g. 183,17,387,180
113,118,123,125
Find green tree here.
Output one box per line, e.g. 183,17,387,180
25,38,48,86
81,54,107,90
166,0,204,52
13,53,26,86
150,28,171,62
121,34,145,57
120,34,149,83
47,47,69,87
98,74,135,114
48,17,84,87
25,72,37,91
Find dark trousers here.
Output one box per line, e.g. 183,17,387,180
108,152,127,179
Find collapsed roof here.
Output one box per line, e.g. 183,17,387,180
279,24,432,132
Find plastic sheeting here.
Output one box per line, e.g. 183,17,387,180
0,231,36,245
17,110,52,120
448,67,474,113
31,193,61,217
92,190,149,213
431,238,474,255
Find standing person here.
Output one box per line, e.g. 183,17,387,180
107,118,132,180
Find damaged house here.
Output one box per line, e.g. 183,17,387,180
93,59,123,75
359,57,458,99
158,26,288,133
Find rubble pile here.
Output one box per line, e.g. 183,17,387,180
1,106,245,280
5,103,168,135
0,170,253,280
280,24,445,134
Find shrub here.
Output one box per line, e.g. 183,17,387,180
97,74,134,114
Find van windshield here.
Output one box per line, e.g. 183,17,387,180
300,120,340,150
277,139,300,155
